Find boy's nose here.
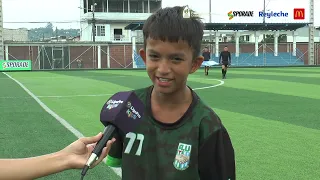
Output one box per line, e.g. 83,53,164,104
157,60,171,74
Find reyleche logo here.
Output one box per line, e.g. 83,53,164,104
258,10,288,18
126,101,141,119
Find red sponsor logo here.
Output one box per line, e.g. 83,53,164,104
293,8,305,20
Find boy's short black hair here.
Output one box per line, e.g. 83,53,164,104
142,6,204,59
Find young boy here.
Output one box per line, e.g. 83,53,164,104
202,47,211,75
219,46,231,79
106,6,235,180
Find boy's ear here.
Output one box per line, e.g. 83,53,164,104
190,56,204,74
139,48,146,64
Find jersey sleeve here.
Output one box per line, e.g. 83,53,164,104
106,131,123,167
198,113,236,180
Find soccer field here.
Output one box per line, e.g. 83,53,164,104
1,67,320,180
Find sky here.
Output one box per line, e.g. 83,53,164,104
2,0,320,29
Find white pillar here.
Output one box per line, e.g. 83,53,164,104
106,0,108,12
292,31,298,56
5,45,9,60
97,45,101,69
254,31,259,57
122,1,124,13
86,0,89,13
235,31,240,57
148,0,150,13
131,31,137,68
215,31,219,57
274,31,279,56
128,0,130,13
107,45,110,68
142,1,144,13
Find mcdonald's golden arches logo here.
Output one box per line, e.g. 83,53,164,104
293,8,305,20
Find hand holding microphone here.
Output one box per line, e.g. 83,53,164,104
61,132,116,169
80,91,144,179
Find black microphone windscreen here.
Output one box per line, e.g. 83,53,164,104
100,91,144,135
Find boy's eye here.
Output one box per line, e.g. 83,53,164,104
173,57,183,61
149,54,158,58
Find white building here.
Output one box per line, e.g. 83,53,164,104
80,0,162,42
3,28,29,41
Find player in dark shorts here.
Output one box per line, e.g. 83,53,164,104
219,46,231,79
202,47,210,75
105,6,235,180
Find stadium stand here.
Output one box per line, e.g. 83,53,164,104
126,23,309,67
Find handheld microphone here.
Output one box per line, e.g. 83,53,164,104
80,91,144,179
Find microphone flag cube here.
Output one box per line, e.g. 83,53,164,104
100,91,144,136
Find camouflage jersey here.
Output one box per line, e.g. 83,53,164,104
106,86,235,180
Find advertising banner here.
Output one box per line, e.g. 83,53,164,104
0,60,32,71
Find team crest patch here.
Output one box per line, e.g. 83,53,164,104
173,143,192,171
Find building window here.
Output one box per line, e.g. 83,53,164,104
114,28,122,40
96,25,105,36
246,35,250,41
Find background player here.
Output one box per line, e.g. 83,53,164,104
219,46,231,79
105,6,235,180
202,46,211,75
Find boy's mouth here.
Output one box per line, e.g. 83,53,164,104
156,77,172,82
158,77,170,82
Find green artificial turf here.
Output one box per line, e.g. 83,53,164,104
1,67,319,180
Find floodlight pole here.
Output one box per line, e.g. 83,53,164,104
308,0,315,65
91,0,97,69
263,0,266,24
209,0,212,53
0,0,4,60
92,0,96,43
262,0,266,65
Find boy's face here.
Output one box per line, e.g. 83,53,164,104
139,38,203,95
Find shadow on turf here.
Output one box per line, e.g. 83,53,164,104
202,86,320,130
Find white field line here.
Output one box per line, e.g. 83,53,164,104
1,79,224,99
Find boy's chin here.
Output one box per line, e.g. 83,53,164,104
153,85,176,95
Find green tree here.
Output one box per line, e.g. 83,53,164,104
27,23,80,41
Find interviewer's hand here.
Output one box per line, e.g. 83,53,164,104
60,133,116,169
